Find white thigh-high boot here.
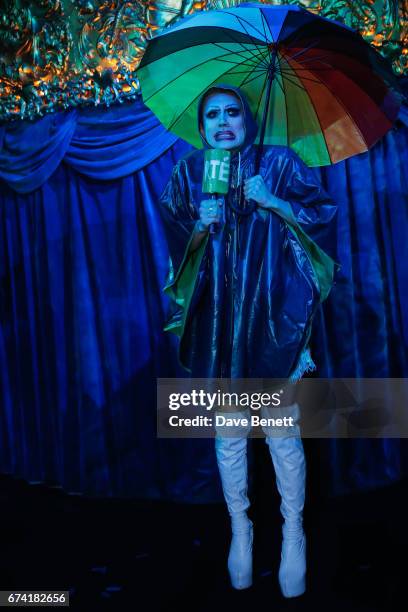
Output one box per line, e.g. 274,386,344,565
215,412,253,589
262,403,306,598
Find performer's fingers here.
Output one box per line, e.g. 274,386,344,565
245,183,260,194
245,175,261,184
244,189,257,198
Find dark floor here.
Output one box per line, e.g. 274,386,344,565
0,463,406,612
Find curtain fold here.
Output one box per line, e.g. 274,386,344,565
0,97,179,193
0,110,78,194
0,97,407,500
65,99,179,179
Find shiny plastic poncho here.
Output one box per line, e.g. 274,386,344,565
159,86,339,379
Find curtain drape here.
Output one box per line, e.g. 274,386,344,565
0,96,407,500
0,98,179,193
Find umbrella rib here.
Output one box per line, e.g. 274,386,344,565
239,66,266,88
228,55,267,94
279,73,310,94
219,41,270,73
212,52,267,72
280,32,310,55
214,60,267,74
284,30,320,52
223,25,270,67
218,12,276,69
211,40,268,69
251,44,270,68
252,46,271,71
259,9,272,63
292,54,331,66
279,68,323,85
216,67,269,76
283,39,321,62
280,53,330,68
281,37,335,68
212,55,260,67
222,10,271,44
281,64,333,73
279,53,333,73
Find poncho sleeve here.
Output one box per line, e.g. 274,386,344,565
159,158,209,337
280,149,341,302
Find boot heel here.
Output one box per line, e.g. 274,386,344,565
265,433,307,598
214,433,252,590
228,521,253,589
278,529,306,597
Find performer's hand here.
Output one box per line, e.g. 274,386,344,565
244,175,276,208
198,198,223,230
245,176,297,224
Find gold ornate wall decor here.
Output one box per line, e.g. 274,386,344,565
0,0,406,122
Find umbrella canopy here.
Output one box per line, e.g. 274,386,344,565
138,2,402,167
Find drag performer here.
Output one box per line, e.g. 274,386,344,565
159,85,338,596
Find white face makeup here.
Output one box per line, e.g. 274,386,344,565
201,91,245,150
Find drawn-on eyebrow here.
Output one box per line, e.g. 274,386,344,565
206,104,241,111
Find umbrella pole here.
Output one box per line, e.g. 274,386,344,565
255,49,277,174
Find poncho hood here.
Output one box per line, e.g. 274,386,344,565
197,85,258,152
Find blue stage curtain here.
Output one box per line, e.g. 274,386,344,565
0,96,407,500
311,117,408,495
0,98,179,193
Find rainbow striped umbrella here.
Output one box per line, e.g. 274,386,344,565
138,3,402,167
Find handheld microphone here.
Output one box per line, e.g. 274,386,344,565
202,149,231,234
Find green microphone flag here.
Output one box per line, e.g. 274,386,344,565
202,149,231,195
